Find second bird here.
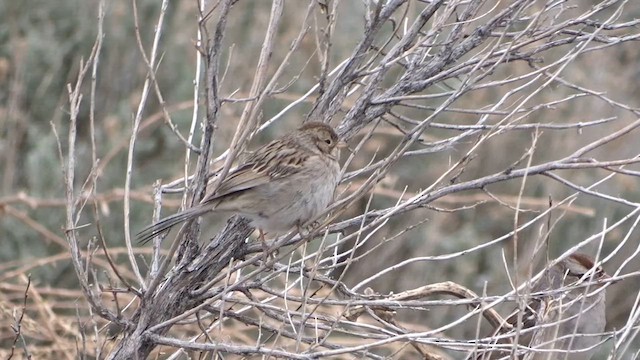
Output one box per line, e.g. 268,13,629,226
472,253,612,360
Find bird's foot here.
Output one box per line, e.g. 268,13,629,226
297,221,322,239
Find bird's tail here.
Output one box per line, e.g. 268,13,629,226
136,205,210,244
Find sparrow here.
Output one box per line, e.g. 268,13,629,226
472,253,612,360
138,122,342,244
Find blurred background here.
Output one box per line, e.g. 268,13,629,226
1,0,639,358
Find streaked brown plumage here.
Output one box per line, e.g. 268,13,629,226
138,122,342,244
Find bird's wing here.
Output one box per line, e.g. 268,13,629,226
205,140,309,201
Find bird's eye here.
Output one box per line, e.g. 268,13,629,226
567,270,581,278
324,138,332,145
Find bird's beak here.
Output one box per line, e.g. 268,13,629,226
336,141,351,154
597,272,619,285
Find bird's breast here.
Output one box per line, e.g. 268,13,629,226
244,156,340,233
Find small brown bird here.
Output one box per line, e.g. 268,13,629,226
138,122,342,244
472,253,612,360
